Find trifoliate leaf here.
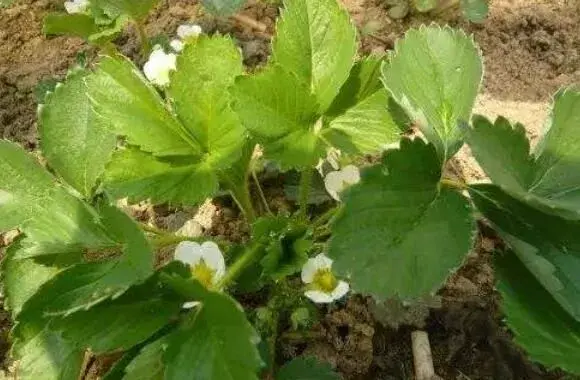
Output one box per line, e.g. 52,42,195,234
461,0,489,23
272,0,357,112
168,36,245,169
0,140,114,256
231,65,325,169
467,88,580,215
277,356,340,380
40,70,116,198
496,251,580,373
54,264,186,355
17,202,154,317
87,55,200,157
382,25,483,160
469,184,580,322
201,0,246,16
43,13,99,39
123,336,168,380
104,147,219,205
13,322,84,380
329,138,476,299
94,0,160,20
162,276,262,380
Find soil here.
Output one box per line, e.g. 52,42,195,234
1,0,580,379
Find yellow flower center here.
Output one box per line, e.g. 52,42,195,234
312,269,338,293
191,259,215,288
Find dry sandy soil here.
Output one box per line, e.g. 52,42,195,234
0,0,579,379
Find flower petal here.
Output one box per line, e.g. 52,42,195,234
200,242,226,281
170,39,184,52
174,241,202,266
301,254,333,284
324,170,344,201
143,49,176,87
331,281,350,301
177,24,203,39
341,165,360,185
304,290,335,304
182,301,201,309
64,0,89,14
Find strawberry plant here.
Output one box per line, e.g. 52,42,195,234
1,0,579,378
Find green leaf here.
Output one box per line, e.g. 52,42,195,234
201,0,247,16
382,25,483,160
0,0,15,7
284,170,331,205
466,116,535,193
13,322,84,380
412,0,437,12
469,184,580,321
87,55,200,157
531,88,580,208
94,0,160,20
255,217,311,280
325,57,385,118
168,36,245,169
2,239,77,319
272,0,357,112
40,71,116,197
461,0,489,23
231,65,324,169
17,202,154,316
277,357,340,380
123,336,167,380
466,88,580,214
162,276,262,380
43,13,99,39
496,251,580,374
0,140,114,255
324,89,404,154
104,147,218,205
55,265,185,355
328,138,476,299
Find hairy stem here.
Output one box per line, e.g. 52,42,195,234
253,170,272,215
311,207,338,230
230,183,257,224
135,21,151,57
298,168,313,218
217,241,264,289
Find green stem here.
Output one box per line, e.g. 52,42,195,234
311,207,338,230
253,170,272,215
298,168,313,218
217,241,264,289
230,183,257,223
140,223,166,235
135,20,150,57
151,234,205,248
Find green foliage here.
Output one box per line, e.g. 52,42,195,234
43,12,128,45
461,0,489,23
382,25,483,160
277,357,340,380
161,275,262,380
496,251,580,373
329,138,476,299
94,0,160,21
40,70,116,197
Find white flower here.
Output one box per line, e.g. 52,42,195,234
301,254,349,304
324,165,361,201
143,47,176,87
177,24,203,39
174,241,226,290
64,0,90,14
170,39,185,52
316,148,341,175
